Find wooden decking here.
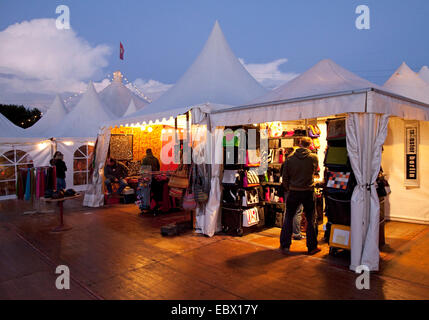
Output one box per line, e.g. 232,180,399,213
0,198,429,300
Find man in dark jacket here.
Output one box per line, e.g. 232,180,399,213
280,137,321,255
142,149,160,172
104,158,129,195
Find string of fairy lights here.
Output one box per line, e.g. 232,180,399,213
61,70,152,106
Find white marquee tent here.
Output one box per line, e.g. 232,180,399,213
110,20,267,127
24,94,67,137
381,62,429,224
0,113,26,138
86,21,267,211
99,71,148,117
198,58,429,272
419,66,429,84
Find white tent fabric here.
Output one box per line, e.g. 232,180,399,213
209,60,429,128
205,58,429,271
0,113,26,137
347,113,389,271
123,99,138,117
99,78,147,117
380,63,429,224
25,94,67,137
419,66,429,84
84,127,111,207
49,81,116,138
251,59,380,105
384,62,429,104
114,21,267,126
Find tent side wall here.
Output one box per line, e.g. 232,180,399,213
382,117,429,224
0,139,54,200
56,138,96,192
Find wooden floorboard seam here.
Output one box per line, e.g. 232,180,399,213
13,228,104,300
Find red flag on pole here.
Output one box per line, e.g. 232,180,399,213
120,42,124,60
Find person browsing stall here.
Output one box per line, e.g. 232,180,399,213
104,158,129,195
142,149,160,172
51,151,67,191
280,137,321,255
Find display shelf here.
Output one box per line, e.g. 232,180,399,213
262,201,286,207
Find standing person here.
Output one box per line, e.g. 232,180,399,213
142,149,161,206
104,158,129,195
280,137,321,255
281,158,304,241
52,151,67,191
142,149,160,172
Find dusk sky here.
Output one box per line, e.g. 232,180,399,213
1,0,428,108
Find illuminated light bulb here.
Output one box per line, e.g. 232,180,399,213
88,142,95,146
161,129,166,134
168,129,173,133
64,141,74,146
148,127,153,133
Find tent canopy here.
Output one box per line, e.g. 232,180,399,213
99,71,148,117
123,98,138,117
384,62,429,104
109,21,267,127
24,94,67,137
48,81,116,138
0,112,26,138
208,59,429,128
418,65,429,84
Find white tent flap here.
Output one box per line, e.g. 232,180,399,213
347,113,389,272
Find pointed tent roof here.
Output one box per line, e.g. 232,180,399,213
25,94,67,137
0,113,25,137
99,71,148,117
49,82,116,138
418,66,429,84
123,98,138,117
122,21,267,122
208,59,429,127
250,59,381,105
383,62,429,104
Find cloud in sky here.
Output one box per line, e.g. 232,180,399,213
0,18,298,108
0,18,111,108
239,58,299,89
129,79,174,102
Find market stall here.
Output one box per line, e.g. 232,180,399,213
196,59,429,271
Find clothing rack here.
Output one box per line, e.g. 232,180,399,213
21,166,56,215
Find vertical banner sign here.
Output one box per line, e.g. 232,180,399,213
404,121,419,187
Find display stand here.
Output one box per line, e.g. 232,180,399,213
41,193,82,232
23,198,55,215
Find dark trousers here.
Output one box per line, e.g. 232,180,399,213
280,190,318,251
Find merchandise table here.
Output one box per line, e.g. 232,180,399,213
41,193,82,232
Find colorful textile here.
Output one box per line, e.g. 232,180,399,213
327,171,351,190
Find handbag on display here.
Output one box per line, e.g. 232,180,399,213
308,125,321,138
169,187,184,198
246,149,260,167
242,188,259,206
326,171,351,191
182,189,197,210
244,170,259,186
168,164,189,189
242,207,260,227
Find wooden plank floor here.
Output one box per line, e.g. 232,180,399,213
1,198,429,300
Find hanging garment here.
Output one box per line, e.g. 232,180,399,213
24,169,31,201
35,168,40,199
136,179,151,211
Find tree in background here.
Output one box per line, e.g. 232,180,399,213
0,104,41,128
